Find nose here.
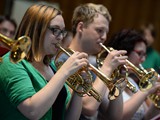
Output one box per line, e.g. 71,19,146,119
3,31,14,39
5,31,12,38
56,33,63,41
140,55,146,63
101,33,107,42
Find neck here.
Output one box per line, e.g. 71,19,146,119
31,59,54,81
69,37,83,52
31,59,46,68
31,54,48,68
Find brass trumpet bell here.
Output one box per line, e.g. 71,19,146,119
0,33,31,63
138,65,160,109
54,43,102,102
130,64,159,91
139,68,158,90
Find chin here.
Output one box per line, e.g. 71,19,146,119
96,48,102,54
135,64,140,68
91,49,100,55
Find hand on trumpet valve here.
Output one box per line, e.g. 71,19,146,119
60,51,89,75
102,50,128,73
146,82,160,95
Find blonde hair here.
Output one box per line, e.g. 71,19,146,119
72,3,111,36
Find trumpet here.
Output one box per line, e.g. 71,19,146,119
0,33,31,63
149,92,160,109
98,43,160,107
55,43,126,100
54,43,102,102
134,64,159,91
139,64,160,108
97,43,137,93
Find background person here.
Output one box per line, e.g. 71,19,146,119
107,29,160,120
0,15,17,56
70,3,128,120
140,24,160,74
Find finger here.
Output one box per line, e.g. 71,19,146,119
78,58,89,66
118,56,128,62
114,50,127,56
76,52,88,59
74,51,80,56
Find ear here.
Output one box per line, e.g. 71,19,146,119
76,22,84,33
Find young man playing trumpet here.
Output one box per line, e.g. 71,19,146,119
69,3,128,120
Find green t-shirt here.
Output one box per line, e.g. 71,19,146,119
0,53,52,120
142,47,160,73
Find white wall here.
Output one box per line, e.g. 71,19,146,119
11,0,59,26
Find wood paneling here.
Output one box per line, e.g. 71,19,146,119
46,0,160,52
1,0,160,52
0,0,5,14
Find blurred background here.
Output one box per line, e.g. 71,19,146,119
0,0,160,52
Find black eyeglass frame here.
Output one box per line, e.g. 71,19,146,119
48,27,67,38
133,50,146,58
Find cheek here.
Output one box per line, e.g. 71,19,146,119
47,44,58,55
129,54,141,67
129,54,137,64
43,38,57,55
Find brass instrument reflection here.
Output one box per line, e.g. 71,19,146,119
54,43,102,102
139,64,160,109
0,33,31,63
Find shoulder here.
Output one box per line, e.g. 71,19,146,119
0,52,27,72
0,52,29,84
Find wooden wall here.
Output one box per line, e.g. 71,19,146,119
45,0,160,52
1,0,160,52
0,0,5,15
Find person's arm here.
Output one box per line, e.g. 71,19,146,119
98,91,123,120
144,85,160,120
65,90,82,120
82,77,107,116
17,52,88,120
122,82,160,120
82,50,128,116
144,103,160,120
122,90,148,120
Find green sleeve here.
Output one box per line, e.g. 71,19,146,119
0,53,36,107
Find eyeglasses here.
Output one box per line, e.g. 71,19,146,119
0,28,15,37
133,50,146,58
48,27,67,38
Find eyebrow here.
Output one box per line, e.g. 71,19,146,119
49,25,60,28
49,25,66,30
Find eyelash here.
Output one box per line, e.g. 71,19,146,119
96,29,103,33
